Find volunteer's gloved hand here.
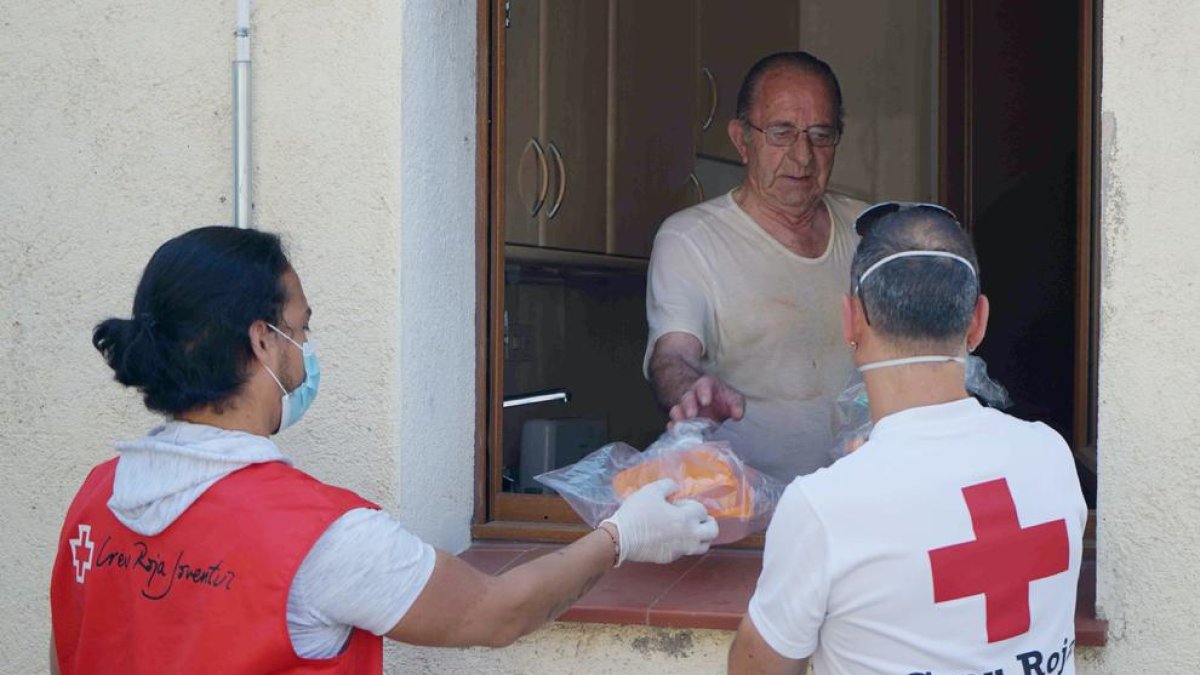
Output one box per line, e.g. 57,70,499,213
601,479,718,565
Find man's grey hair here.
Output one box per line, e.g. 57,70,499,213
850,208,980,346
735,51,845,132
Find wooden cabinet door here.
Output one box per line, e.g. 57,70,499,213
503,0,544,246
541,0,609,252
608,0,698,257
503,0,607,253
698,0,800,163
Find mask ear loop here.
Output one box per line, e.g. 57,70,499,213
261,362,289,395
858,250,976,286
857,354,966,373
855,250,978,327
261,323,297,395
854,283,872,326
267,323,304,349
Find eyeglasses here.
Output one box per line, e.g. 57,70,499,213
744,121,841,148
853,201,960,239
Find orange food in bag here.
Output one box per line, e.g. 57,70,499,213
612,444,753,519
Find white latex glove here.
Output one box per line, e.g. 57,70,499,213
601,478,718,565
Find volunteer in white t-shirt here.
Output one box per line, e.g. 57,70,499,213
645,51,867,481
51,226,717,674
728,204,1087,675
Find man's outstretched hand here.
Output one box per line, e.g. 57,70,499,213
668,375,746,429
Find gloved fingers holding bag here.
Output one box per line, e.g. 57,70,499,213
602,478,718,565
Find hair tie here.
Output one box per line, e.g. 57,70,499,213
137,313,158,332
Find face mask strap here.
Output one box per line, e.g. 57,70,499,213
857,354,967,373
267,323,303,349
259,323,303,396
858,250,976,288
261,362,289,396
854,250,978,327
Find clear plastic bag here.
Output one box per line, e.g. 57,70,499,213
829,354,1013,461
535,419,787,545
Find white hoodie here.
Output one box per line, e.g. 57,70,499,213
105,421,436,658
109,421,288,536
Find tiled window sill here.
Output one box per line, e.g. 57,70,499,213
460,542,1107,645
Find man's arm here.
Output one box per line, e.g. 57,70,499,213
728,615,808,675
388,481,716,648
388,526,617,647
649,332,745,425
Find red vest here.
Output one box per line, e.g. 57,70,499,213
51,458,385,674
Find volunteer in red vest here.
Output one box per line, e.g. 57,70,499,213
728,204,1086,674
50,226,717,674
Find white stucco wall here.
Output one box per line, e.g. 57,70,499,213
391,0,478,553
7,0,1200,673
1079,0,1200,671
0,1,476,672
253,0,477,554
395,623,734,674
2,4,233,672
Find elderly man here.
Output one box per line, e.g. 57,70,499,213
645,52,868,480
728,204,1087,674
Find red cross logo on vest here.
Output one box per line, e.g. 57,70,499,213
68,523,96,584
928,478,1069,643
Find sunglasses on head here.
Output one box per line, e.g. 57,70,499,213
853,201,960,239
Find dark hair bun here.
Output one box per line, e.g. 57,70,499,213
94,317,152,387
93,315,190,413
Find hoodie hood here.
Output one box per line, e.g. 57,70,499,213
107,420,291,536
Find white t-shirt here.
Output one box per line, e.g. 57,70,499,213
748,398,1086,675
289,508,436,657
644,190,867,480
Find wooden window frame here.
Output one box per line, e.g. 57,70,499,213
473,0,589,542
475,0,1102,544
938,0,1101,480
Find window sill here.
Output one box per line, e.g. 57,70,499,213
460,542,1107,645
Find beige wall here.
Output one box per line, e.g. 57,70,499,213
1081,0,1200,670
5,0,1200,673
0,1,477,672
393,623,733,674
2,3,233,671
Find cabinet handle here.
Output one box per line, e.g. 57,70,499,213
701,66,718,131
524,138,549,217
547,141,566,220
688,172,705,203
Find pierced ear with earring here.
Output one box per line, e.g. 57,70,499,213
848,340,858,352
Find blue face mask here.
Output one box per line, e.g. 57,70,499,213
262,323,320,433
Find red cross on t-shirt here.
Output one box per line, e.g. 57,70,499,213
928,477,1070,643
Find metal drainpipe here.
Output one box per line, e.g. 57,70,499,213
232,0,252,228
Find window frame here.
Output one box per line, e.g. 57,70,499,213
475,0,1102,545
938,0,1101,483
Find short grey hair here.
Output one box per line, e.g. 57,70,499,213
850,208,980,346
735,51,845,133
